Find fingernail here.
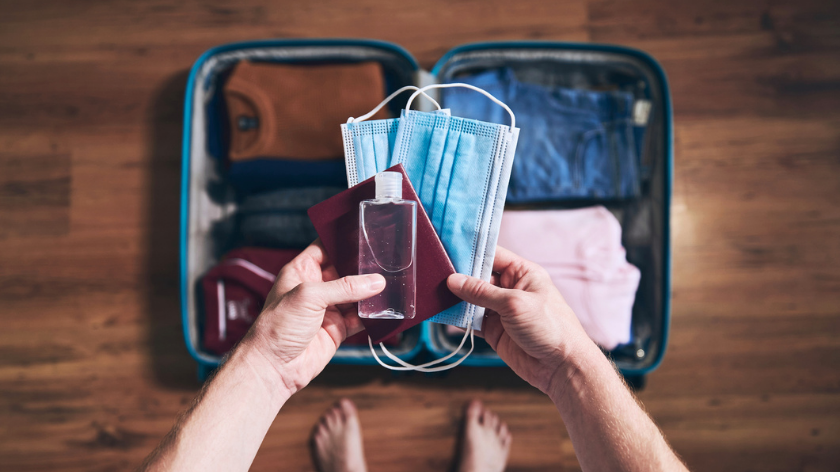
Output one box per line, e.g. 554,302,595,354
448,273,467,289
367,275,385,291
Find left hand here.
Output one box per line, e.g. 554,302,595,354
243,240,385,396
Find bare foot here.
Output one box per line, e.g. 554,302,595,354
311,399,368,472
457,400,512,472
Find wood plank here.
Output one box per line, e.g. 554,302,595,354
0,0,839,471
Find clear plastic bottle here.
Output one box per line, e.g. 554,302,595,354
358,172,416,319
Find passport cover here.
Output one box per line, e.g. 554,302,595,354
308,164,461,343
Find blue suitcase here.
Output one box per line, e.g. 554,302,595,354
180,39,672,384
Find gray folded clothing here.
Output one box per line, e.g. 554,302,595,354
238,187,344,248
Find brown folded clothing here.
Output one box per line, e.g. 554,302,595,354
224,60,389,162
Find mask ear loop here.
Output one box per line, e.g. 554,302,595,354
367,317,475,372
405,83,516,129
349,85,452,371
360,83,506,372
348,86,442,124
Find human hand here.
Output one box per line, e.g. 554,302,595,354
242,240,385,397
447,246,595,396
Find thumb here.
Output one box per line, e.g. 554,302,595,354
299,274,386,308
447,273,514,314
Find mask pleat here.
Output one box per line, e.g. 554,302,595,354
352,124,378,181
393,114,431,203
417,114,451,220
346,100,518,335
371,121,396,174
341,82,520,371
431,125,469,232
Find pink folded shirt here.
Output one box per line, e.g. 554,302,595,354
496,207,640,350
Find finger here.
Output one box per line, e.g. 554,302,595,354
492,245,523,273
300,238,329,268
300,274,386,308
343,316,365,338
447,273,516,314
335,302,356,314
320,307,363,348
338,306,365,338
275,248,324,293
275,239,338,295
321,264,340,283
480,310,503,350
310,239,342,283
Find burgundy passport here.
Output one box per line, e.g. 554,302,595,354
308,164,460,343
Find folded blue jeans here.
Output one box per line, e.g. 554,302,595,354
442,69,642,203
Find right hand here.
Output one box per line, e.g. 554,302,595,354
447,246,594,395
244,240,385,397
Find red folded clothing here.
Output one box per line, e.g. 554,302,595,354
202,247,299,355
201,247,399,355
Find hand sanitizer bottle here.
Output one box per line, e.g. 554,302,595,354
359,172,416,319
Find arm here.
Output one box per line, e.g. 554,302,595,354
139,241,385,472
447,246,687,472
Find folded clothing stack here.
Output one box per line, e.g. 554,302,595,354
237,186,344,249
199,60,397,356
443,68,645,203
223,60,389,195
202,247,300,355
224,60,388,162
496,207,640,350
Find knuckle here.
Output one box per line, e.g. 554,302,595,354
293,282,315,300
504,292,530,314
467,279,490,298
523,259,548,278
339,276,360,295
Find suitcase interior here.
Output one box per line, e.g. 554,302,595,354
182,40,671,376
425,43,671,374
181,40,424,368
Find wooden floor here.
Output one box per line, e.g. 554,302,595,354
2,1,839,470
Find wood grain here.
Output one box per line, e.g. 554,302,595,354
1,0,839,471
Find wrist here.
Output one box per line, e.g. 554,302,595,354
546,336,600,403
233,339,295,408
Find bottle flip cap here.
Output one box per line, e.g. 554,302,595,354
375,172,402,199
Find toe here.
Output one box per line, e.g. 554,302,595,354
466,399,482,422
317,413,328,428
500,424,512,449
480,408,491,426
313,433,328,454
499,423,511,447
488,412,500,430
494,416,506,434
326,408,340,428
334,402,347,422
339,398,357,419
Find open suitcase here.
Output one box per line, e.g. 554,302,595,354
180,39,672,385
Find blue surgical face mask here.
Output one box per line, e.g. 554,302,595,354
341,84,519,371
